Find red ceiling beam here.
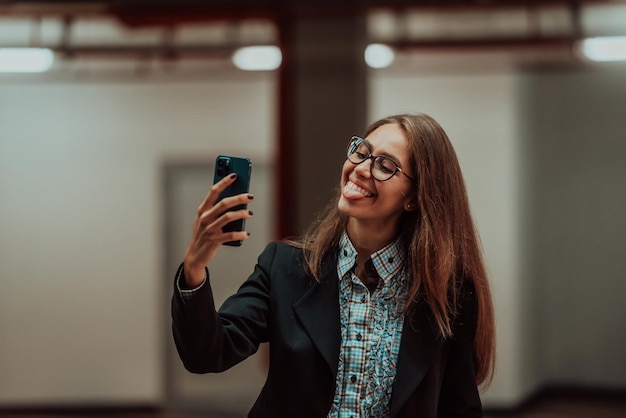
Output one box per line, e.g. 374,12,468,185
101,0,591,27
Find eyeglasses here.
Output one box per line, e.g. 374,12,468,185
346,136,415,183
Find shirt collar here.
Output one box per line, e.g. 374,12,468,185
337,232,407,286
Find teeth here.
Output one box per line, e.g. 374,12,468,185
347,181,373,197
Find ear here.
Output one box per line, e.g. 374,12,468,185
404,200,418,212
401,190,418,212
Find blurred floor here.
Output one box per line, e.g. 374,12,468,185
1,389,625,418
485,388,626,418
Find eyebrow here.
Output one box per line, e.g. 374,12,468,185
363,139,403,165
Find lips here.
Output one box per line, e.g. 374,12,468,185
343,180,374,199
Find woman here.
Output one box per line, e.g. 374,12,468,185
172,113,496,417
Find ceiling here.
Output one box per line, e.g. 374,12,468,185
1,1,625,75
0,1,609,24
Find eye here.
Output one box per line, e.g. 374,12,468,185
376,157,397,174
354,142,371,159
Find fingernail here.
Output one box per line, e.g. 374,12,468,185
248,210,254,216
229,173,237,179
246,232,251,236
247,193,254,200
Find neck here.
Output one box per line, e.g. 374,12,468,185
346,218,398,261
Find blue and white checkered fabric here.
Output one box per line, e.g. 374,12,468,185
327,232,409,418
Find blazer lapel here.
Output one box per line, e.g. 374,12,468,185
293,253,341,377
390,300,444,417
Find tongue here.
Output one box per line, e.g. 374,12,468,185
343,183,369,199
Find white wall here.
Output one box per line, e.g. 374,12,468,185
369,71,529,407
0,73,276,405
519,67,626,389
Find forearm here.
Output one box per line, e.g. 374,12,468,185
171,246,274,373
171,264,230,373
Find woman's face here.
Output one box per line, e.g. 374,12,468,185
338,123,415,229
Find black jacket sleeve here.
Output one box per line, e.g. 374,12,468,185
171,242,277,374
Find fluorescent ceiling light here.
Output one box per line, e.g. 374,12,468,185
0,48,55,73
232,46,282,71
365,43,395,69
579,36,626,62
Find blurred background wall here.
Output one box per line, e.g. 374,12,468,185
0,1,625,415
0,75,276,408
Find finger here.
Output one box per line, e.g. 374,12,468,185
219,230,251,245
197,208,252,241
212,208,254,231
211,192,255,216
196,192,254,230
197,172,238,215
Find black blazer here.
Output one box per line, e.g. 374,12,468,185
171,241,483,417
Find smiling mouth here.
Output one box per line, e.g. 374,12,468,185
343,180,374,199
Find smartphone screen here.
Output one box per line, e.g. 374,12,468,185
213,155,252,246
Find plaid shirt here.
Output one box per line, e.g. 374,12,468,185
327,233,409,418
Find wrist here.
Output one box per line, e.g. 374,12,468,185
183,263,205,288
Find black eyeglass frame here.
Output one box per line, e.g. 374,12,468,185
346,136,416,183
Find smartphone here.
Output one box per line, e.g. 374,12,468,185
213,155,252,246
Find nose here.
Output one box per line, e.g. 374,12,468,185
353,157,373,178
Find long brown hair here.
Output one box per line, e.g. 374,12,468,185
294,113,495,387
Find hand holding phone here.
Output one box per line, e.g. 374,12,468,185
182,159,253,287
213,155,252,246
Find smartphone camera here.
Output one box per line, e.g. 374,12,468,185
216,157,232,177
